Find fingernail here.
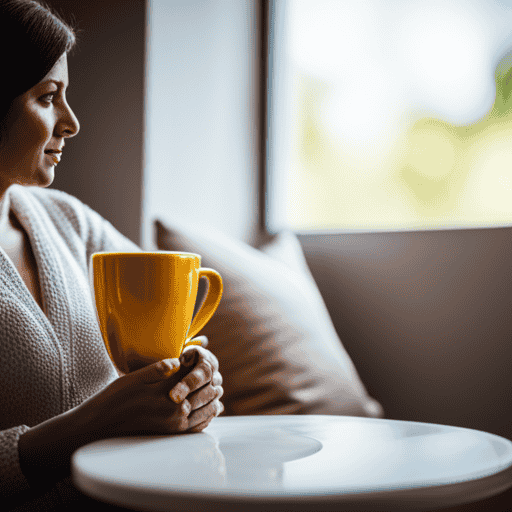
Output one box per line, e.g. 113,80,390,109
181,399,191,415
159,359,179,376
170,383,187,403
169,389,182,403
196,335,208,347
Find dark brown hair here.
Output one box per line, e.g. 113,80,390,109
0,0,80,146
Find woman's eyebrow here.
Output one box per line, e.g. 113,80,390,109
41,79,67,89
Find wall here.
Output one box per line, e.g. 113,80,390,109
142,0,259,250
47,0,146,245
48,0,259,249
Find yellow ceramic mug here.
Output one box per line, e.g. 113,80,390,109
91,251,223,374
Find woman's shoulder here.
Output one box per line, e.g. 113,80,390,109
17,185,89,213
11,185,140,253
11,185,106,241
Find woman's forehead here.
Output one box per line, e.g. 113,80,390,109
38,53,69,88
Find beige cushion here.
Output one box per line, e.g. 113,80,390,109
155,219,383,418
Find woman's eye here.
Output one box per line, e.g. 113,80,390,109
40,93,56,105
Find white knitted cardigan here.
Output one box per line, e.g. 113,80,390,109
0,184,140,508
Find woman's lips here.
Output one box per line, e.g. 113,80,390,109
45,151,61,165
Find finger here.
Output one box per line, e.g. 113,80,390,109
211,371,222,387
201,349,219,372
182,346,219,372
187,385,224,412
207,352,219,373
187,417,213,433
180,399,192,416
187,400,222,430
191,335,208,348
130,358,181,385
167,414,190,433
180,348,198,368
169,360,213,403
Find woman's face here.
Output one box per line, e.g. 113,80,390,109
0,52,79,191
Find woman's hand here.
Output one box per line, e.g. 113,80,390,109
72,342,223,438
70,359,185,437
168,344,224,433
18,342,224,490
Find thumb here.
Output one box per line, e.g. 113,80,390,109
129,358,181,385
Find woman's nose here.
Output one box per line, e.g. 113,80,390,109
58,103,80,138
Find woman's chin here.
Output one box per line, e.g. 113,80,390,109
29,167,55,188
40,173,54,187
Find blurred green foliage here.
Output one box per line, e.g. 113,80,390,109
293,51,512,229
395,51,512,216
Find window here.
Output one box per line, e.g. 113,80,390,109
267,0,512,233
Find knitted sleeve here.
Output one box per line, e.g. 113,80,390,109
1,424,69,509
0,426,31,499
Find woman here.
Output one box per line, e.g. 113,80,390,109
0,0,224,509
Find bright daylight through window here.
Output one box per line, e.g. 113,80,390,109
267,0,512,233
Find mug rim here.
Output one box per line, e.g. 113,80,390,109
92,251,202,259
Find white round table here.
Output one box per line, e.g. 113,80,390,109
71,415,512,511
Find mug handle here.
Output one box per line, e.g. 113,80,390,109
185,268,223,342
